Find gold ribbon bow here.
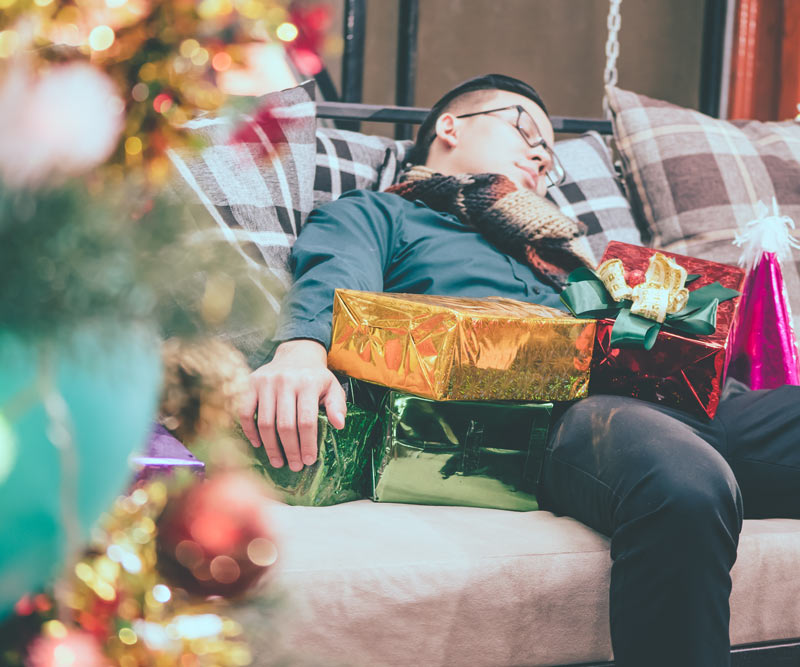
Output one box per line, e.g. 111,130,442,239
597,252,690,323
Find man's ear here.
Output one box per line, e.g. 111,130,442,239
434,113,459,149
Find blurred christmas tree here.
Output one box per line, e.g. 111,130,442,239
0,1,335,664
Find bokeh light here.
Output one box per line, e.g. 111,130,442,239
43,620,68,639
247,537,278,566
179,39,199,58
0,30,20,58
191,48,209,66
276,22,298,42
198,0,233,20
212,51,232,72
152,584,171,603
131,82,149,102
138,62,158,81
118,627,138,645
153,93,173,114
89,25,115,51
125,137,143,155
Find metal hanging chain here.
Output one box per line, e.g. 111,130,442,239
602,0,622,120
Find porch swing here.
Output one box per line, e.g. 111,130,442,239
272,3,800,666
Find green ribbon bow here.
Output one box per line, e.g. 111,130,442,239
560,266,740,351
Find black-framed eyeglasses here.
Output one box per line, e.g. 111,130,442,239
455,104,566,187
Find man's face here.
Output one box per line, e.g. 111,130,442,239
435,89,556,197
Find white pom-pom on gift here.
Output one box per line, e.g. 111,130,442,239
0,61,124,188
733,198,800,270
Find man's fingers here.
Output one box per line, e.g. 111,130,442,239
238,384,262,449
296,387,321,466
255,386,284,468
276,387,303,472
323,379,348,430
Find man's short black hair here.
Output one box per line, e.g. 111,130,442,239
407,73,549,166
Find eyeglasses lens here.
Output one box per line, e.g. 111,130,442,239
516,107,566,187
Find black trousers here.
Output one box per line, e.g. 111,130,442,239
539,384,800,667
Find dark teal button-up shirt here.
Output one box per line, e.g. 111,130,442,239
275,189,564,348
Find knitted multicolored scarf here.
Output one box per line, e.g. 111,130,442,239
387,165,595,289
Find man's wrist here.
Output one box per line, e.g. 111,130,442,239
273,338,328,364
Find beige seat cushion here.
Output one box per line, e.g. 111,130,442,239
234,501,800,667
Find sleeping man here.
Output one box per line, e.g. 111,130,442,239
238,74,800,667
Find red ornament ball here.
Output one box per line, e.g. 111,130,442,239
625,268,646,287
156,471,278,598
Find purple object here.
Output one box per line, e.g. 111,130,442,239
727,252,800,390
131,424,205,481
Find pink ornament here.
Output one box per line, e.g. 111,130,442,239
727,199,800,389
26,630,108,667
0,62,124,188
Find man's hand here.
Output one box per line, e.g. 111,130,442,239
239,339,346,471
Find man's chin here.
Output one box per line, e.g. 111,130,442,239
511,175,546,197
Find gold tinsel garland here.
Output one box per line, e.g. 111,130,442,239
15,480,255,666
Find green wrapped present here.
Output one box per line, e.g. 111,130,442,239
372,391,553,511
254,403,379,506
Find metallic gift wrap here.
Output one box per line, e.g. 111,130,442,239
131,425,205,482
589,242,745,419
328,289,595,402
372,392,553,511
254,404,378,506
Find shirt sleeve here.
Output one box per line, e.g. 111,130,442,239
273,190,400,349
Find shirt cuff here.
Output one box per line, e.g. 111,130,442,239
273,318,332,350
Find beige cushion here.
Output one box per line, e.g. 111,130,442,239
234,501,800,666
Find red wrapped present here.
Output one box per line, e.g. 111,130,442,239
564,241,745,419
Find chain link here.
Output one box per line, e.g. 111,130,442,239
602,0,622,120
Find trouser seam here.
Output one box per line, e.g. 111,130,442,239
737,457,800,471
547,452,622,502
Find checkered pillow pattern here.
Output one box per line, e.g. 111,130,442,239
313,128,410,207
607,85,800,330
167,81,316,363
546,131,643,264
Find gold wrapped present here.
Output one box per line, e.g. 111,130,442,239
328,290,596,402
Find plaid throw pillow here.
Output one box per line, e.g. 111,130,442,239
313,127,409,207
546,131,643,264
168,81,316,364
607,85,800,331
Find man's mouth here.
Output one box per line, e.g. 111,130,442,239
516,163,541,190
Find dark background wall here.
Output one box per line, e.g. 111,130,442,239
322,0,706,133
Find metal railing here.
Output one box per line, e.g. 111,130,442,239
316,102,613,135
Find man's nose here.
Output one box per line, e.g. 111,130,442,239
527,145,551,174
